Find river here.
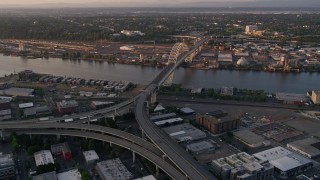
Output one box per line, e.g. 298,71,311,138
0,54,319,93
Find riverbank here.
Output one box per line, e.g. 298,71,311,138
0,54,319,93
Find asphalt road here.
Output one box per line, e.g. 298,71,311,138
0,123,163,157
13,129,186,180
134,37,217,180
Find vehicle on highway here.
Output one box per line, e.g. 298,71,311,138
79,116,87,120
39,117,50,121
64,118,74,122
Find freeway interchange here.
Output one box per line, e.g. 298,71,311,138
0,36,217,180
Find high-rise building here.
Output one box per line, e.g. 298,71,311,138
245,25,258,34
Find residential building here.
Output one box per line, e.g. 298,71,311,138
212,152,274,180
0,153,15,179
96,158,133,180
196,114,240,134
51,142,72,160
34,150,54,167
83,150,99,166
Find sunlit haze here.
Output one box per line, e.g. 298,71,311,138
1,0,319,7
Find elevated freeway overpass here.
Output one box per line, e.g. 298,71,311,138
7,129,186,180
135,37,217,180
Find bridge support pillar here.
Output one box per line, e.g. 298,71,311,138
150,92,157,104
109,142,113,147
112,114,116,121
156,165,160,178
0,130,3,140
132,151,136,163
162,154,167,159
163,72,174,87
57,134,60,140
141,130,145,139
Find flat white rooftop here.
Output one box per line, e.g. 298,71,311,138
186,141,214,153
57,169,81,180
34,150,54,167
96,158,133,180
154,104,165,112
134,175,157,180
253,146,291,162
254,146,312,172
155,117,183,126
287,138,320,158
83,150,99,162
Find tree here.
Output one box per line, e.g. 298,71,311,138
207,88,215,97
11,136,19,153
79,168,90,180
36,163,58,174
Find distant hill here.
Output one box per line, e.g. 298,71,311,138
1,0,320,8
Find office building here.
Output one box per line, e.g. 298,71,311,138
96,158,133,180
253,147,313,178
196,114,240,134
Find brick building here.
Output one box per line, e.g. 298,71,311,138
56,100,78,115
196,114,240,134
51,142,72,160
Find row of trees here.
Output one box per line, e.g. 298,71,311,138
159,84,267,102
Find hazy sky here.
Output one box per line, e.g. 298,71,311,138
0,0,263,5
1,0,319,8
